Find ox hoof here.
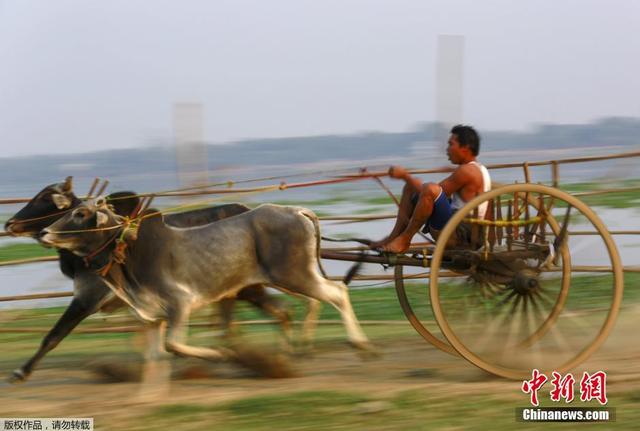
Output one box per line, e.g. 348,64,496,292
219,347,238,361
292,341,315,357
293,348,314,358
7,369,27,384
231,347,297,378
351,342,381,360
278,339,294,355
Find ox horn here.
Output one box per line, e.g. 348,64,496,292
96,180,109,197
86,178,100,198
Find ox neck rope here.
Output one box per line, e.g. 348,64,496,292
83,195,149,276
82,230,122,276
83,217,140,277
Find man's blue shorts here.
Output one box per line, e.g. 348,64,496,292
410,190,453,232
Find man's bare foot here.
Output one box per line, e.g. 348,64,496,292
382,235,411,254
369,238,390,249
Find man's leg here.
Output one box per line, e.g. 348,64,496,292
370,183,418,249
383,183,441,253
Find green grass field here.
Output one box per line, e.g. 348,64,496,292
126,389,639,430
562,178,640,209
0,242,57,262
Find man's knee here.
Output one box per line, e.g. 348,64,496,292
420,183,441,200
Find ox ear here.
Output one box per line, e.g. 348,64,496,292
51,193,72,210
96,210,109,227
62,176,73,193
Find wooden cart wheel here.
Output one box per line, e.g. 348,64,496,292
429,183,623,379
394,264,457,355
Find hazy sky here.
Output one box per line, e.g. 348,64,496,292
1,0,639,157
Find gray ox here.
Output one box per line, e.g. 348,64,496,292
4,177,298,382
40,199,371,363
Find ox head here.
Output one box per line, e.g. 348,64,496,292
4,177,79,237
5,177,141,238
39,197,125,256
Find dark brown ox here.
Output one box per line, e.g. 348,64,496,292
3,177,295,383
40,199,371,364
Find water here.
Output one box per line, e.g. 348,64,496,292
0,261,70,309
1,146,639,309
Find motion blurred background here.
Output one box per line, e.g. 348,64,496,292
1,0,638,304
0,1,638,429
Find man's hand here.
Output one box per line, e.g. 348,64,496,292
388,165,423,193
388,165,409,180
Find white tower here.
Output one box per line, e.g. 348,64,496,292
174,102,208,190
436,34,465,146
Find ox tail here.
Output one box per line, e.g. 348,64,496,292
301,210,364,285
321,236,372,246
342,254,365,285
300,210,330,279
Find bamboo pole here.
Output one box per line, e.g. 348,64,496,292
0,256,59,267
0,291,73,302
0,271,467,304
2,151,640,205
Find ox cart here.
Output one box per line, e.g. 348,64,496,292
321,183,623,380
1,153,634,382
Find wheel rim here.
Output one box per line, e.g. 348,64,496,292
430,184,623,380
394,265,457,355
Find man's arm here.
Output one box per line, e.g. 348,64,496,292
439,165,474,197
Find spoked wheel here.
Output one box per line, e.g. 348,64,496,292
429,183,623,379
394,264,457,355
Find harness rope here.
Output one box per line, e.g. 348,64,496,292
9,207,76,226
99,165,386,203
83,229,121,275
82,200,147,276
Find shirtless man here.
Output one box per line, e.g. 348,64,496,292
371,125,491,254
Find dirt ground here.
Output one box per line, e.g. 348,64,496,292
1,305,639,429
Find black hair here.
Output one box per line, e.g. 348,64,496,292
451,124,480,156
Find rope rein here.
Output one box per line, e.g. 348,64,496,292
9,207,76,226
